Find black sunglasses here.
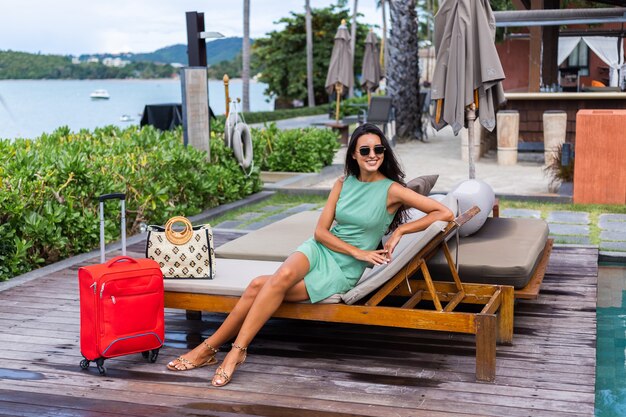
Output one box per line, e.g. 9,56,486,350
358,145,386,156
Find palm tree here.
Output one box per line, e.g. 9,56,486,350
379,0,388,78
242,0,251,112
388,0,422,141
305,0,315,107
349,0,358,97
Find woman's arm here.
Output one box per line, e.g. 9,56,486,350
313,178,390,266
383,183,455,258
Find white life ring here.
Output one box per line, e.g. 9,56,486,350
224,111,240,148
232,123,253,169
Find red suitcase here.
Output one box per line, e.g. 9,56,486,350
78,193,164,375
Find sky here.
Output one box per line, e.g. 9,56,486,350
0,0,384,56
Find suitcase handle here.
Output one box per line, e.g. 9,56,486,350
105,256,138,268
99,194,127,264
99,193,126,202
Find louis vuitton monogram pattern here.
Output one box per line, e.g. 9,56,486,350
146,222,215,279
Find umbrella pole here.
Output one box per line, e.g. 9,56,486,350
335,83,343,122
367,90,371,106
466,104,477,179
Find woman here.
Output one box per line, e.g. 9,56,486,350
166,123,454,387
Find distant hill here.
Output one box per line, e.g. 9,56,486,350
80,37,246,66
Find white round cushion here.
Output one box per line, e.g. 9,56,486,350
451,179,495,237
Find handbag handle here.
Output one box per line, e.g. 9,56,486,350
105,256,138,268
164,216,193,245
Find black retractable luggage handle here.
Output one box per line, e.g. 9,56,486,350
98,193,127,264
99,193,126,202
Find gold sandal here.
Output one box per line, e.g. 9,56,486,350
166,341,219,371
211,343,247,387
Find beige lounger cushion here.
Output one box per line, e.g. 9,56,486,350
426,217,549,289
215,210,320,261
164,258,342,304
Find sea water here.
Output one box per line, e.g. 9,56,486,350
0,78,273,140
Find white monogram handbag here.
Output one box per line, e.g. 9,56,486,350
146,216,215,279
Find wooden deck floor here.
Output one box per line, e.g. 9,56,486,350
0,237,597,417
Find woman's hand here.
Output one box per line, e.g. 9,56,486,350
382,231,403,261
353,249,391,266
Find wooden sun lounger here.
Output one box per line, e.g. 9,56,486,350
164,207,515,382
215,202,553,300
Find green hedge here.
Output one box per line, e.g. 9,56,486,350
0,125,262,281
251,123,340,172
213,95,369,125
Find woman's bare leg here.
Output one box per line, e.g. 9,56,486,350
168,274,273,369
212,252,310,384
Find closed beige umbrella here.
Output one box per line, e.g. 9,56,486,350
361,30,382,105
325,20,353,122
430,0,506,178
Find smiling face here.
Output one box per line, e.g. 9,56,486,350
352,133,385,176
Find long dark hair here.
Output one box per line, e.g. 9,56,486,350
345,123,408,232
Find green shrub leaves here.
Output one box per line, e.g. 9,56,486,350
0,125,262,281
252,123,340,172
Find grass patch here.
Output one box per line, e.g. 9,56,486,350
203,193,328,228
500,199,626,246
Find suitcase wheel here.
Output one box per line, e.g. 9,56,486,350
79,359,90,370
142,349,160,363
95,358,106,376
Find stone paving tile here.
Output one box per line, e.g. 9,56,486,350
501,208,541,219
259,205,285,213
550,235,591,245
602,222,626,233
547,223,590,236
283,203,319,214
546,211,590,225
235,212,263,221
213,220,245,230
599,218,626,232
600,231,626,242
599,214,626,224
600,241,626,252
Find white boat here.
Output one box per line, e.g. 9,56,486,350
119,114,133,122
90,89,110,99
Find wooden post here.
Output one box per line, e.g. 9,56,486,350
181,67,210,158
335,83,343,122
497,286,514,345
223,74,230,116
466,104,477,179
476,314,497,382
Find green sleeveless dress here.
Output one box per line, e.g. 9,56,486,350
296,175,395,303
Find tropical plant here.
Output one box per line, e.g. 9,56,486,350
349,0,359,97
388,0,422,141
544,143,575,191
251,123,340,172
252,4,369,105
305,0,316,107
